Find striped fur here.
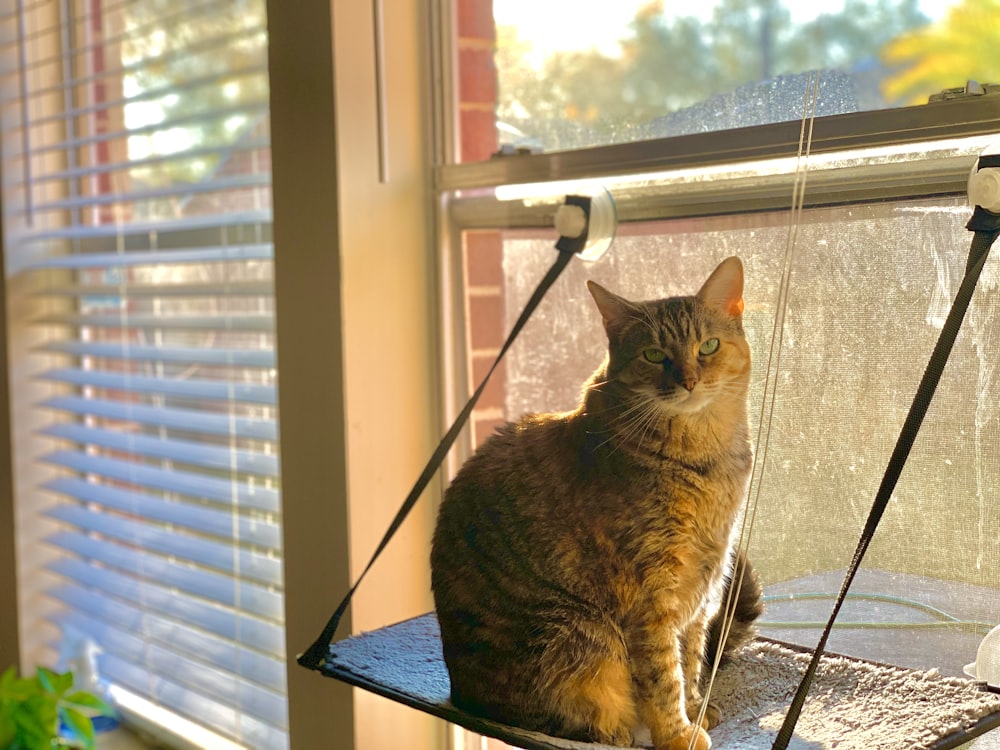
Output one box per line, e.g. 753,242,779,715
431,257,760,750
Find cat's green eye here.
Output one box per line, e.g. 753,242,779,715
699,338,720,356
642,348,666,364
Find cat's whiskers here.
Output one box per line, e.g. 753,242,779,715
593,399,646,450
583,378,611,395
601,398,666,454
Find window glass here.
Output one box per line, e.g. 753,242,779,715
1,0,284,747
462,191,997,680
474,0,997,157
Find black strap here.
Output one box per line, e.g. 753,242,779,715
771,214,1000,749
298,204,588,669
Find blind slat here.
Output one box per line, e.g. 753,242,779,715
39,368,277,405
31,173,271,215
19,243,273,270
37,312,274,332
46,504,283,586
44,340,276,367
49,592,287,728
30,138,269,191
97,652,288,749
43,423,279,476
41,280,274,298
53,531,282,622
43,450,280,512
48,557,285,660
11,211,272,244
42,394,278,440
9,19,266,110
13,101,270,159
23,64,268,139
57,607,285,695
45,477,281,548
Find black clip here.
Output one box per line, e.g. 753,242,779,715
555,195,592,255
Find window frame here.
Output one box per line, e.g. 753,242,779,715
1,2,443,750
437,96,1000,464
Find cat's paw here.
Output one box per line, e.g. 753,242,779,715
594,726,634,747
661,724,711,750
687,701,722,730
703,702,721,729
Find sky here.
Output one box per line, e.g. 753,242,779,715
493,0,961,61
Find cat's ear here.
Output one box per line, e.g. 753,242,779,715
697,256,744,318
587,280,636,329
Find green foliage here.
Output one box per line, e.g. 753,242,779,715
496,0,930,150
117,0,269,215
0,667,115,750
882,0,1000,104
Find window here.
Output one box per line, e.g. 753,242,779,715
1,0,285,747
471,0,1000,156
441,2,1000,749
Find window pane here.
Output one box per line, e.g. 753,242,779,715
454,0,995,159
1,0,283,747
457,191,998,681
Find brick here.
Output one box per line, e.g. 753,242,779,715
470,352,506,411
468,292,504,350
457,0,495,41
459,47,497,105
474,416,506,447
465,231,504,287
460,108,497,162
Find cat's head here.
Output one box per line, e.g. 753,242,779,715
587,256,750,417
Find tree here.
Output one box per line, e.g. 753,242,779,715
119,0,269,198
496,0,930,151
881,0,1000,104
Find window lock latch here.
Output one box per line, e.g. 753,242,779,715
929,80,1000,102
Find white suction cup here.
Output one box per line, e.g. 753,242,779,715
554,187,617,262
964,623,1000,688
968,140,1000,213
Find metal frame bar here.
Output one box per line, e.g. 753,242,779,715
436,97,1000,194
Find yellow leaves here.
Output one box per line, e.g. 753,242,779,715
881,0,1000,104
564,103,600,123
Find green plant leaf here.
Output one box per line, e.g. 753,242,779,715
36,669,73,699
59,706,96,750
1,671,41,702
14,693,58,749
0,705,16,749
35,667,56,696
62,691,113,717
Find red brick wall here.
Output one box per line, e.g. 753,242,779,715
457,0,506,446
457,0,497,162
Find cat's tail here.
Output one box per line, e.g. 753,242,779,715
703,549,763,671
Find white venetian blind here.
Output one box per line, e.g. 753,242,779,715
0,0,286,747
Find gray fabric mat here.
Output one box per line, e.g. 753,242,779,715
318,613,1000,750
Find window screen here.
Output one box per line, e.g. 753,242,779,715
444,118,1000,748
463,195,998,678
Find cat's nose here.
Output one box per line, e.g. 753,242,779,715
678,364,698,391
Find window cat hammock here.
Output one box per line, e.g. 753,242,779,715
297,145,1000,749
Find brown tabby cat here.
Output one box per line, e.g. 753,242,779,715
431,256,762,750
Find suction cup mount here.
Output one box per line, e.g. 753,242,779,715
967,141,1000,233
553,186,617,261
